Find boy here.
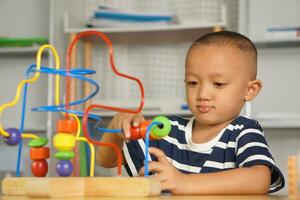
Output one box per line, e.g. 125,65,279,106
98,31,284,194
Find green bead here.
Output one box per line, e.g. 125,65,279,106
55,151,75,160
28,137,48,148
151,116,171,139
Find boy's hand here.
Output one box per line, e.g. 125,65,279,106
110,112,145,140
139,147,186,194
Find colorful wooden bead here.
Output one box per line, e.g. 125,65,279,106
31,160,48,177
140,121,153,139
28,137,48,148
130,116,171,140
4,128,21,145
150,116,171,139
56,160,73,177
56,118,78,133
130,121,151,140
29,147,50,160
55,151,75,160
53,133,76,151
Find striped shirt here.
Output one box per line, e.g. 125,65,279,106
123,115,285,193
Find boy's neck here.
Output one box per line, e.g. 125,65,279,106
191,118,234,144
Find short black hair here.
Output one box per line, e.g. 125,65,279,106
191,31,257,56
188,31,257,78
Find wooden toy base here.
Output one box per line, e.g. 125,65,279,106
2,177,161,198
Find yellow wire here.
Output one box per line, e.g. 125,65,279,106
71,113,95,177
75,137,95,177
47,43,95,177
0,45,60,138
0,43,95,176
21,134,39,139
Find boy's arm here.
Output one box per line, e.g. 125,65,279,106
140,147,271,195
97,130,124,168
98,112,145,168
182,165,270,195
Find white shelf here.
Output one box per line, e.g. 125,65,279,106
254,38,300,48
90,99,192,117
256,112,300,129
0,46,41,54
63,6,226,34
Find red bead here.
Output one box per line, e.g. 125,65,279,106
31,160,48,177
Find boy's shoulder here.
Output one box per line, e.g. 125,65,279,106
230,116,263,131
225,116,264,141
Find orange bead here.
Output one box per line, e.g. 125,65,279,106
30,147,50,160
57,118,78,133
130,126,140,140
139,121,153,139
130,121,155,140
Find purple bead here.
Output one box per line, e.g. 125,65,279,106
4,128,21,145
56,160,73,177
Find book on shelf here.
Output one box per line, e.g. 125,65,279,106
0,37,48,47
265,26,300,40
86,18,174,28
86,6,177,28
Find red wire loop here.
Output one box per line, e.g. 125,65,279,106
66,30,145,175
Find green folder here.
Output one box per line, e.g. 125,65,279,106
0,37,48,47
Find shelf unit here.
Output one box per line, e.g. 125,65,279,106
239,0,300,129
91,99,192,117
63,11,226,34
61,2,227,118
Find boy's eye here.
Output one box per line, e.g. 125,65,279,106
213,82,226,88
186,81,198,87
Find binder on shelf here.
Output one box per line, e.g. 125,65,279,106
265,26,300,40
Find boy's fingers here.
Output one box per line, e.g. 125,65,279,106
122,117,132,139
149,148,169,164
132,113,145,127
139,161,164,176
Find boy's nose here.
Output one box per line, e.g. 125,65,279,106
196,85,210,101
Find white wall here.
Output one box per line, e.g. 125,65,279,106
239,0,300,195
0,0,49,130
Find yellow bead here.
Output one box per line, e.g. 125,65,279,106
53,133,76,152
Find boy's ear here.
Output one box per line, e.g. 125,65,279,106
244,79,262,101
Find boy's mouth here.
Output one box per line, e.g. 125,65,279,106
197,105,214,113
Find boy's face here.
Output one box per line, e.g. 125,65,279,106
185,44,256,127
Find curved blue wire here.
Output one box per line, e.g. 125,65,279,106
96,127,122,133
144,121,161,177
16,64,38,176
15,63,130,176
30,65,99,109
16,83,28,176
14,64,104,176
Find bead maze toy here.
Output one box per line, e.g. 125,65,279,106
287,153,300,199
0,31,172,197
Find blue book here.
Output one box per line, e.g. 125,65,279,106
93,10,174,22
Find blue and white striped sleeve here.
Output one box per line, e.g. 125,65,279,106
236,120,285,193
